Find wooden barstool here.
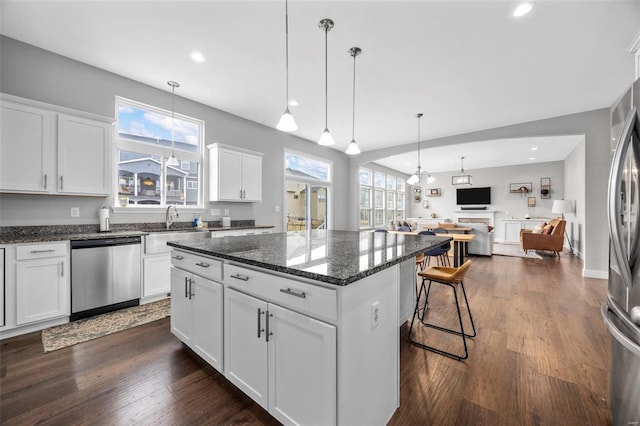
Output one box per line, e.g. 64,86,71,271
408,259,476,360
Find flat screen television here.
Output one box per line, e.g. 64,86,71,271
456,187,491,205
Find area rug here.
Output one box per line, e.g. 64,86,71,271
492,243,542,259
41,298,170,353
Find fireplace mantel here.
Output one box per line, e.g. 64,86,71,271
453,210,496,227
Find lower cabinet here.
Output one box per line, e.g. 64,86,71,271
143,254,171,299
224,288,336,426
170,266,223,371
15,242,69,325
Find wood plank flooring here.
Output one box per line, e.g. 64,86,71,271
1,253,612,425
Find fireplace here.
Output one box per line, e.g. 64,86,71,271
458,217,490,225
453,210,496,226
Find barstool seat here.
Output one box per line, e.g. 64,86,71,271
408,259,476,360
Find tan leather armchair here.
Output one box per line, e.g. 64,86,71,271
520,219,566,256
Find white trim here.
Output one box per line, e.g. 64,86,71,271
208,142,264,157
582,269,608,280
1,92,113,123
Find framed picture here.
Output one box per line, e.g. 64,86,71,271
540,177,551,199
528,197,536,207
427,188,441,197
509,182,532,193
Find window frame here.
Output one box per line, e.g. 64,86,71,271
113,96,205,211
359,167,406,229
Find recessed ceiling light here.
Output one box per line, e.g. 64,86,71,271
513,2,534,17
289,100,298,107
191,52,205,63
531,147,538,151
529,157,536,161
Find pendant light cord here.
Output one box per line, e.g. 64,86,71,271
285,0,290,106
417,115,421,168
171,85,175,149
324,25,328,129
351,51,356,141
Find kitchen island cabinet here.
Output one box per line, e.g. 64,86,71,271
168,230,450,426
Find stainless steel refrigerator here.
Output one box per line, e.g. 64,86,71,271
604,77,640,426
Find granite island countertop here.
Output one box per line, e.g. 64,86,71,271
168,229,451,286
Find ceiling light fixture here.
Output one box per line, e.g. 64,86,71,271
513,2,534,17
452,156,472,185
317,18,335,146
167,80,180,167
345,47,362,155
190,52,205,63
407,113,435,185
276,0,297,132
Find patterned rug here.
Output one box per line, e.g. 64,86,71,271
492,243,542,259
41,299,170,353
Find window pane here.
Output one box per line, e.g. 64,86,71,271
386,210,394,224
374,210,384,227
168,160,199,205
359,167,371,185
397,178,405,192
386,192,395,209
396,211,405,220
386,175,396,191
397,192,405,210
374,172,384,188
360,209,371,227
374,189,384,209
117,104,199,153
118,150,162,205
360,188,371,209
285,152,330,181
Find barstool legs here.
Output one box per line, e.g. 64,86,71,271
408,277,476,360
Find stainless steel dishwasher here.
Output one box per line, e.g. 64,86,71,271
70,236,141,321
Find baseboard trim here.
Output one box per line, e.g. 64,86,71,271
582,269,608,279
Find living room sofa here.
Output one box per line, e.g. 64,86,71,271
458,222,495,256
520,218,566,256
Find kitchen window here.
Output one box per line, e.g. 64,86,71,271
359,168,405,229
115,97,204,207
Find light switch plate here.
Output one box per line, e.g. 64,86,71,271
371,301,380,329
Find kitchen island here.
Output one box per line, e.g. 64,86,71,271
168,230,450,426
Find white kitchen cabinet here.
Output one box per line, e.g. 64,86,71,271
0,95,112,196
143,255,171,300
170,260,223,371
224,287,337,426
208,143,264,202
501,219,548,244
15,242,69,325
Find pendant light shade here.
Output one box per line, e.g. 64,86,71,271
452,156,473,185
345,47,362,155
317,18,335,146
276,0,297,132
407,113,435,185
167,80,180,167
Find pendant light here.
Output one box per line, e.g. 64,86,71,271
345,47,362,155
276,0,297,132
167,81,180,166
452,156,473,185
407,113,435,185
317,18,335,146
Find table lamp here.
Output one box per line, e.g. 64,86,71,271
552,199,574,254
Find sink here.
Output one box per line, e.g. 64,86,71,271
145,230,211,254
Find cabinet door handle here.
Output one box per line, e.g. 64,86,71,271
279,288,306,299
265,310,273,342
172,255,184,260
230,273,249,281
257,308,265,338
60,261,64,277
60,176,63,191
30,249,56,254
189,278,194,300
44,174,47,189
184,276,189,298
195,262,210,268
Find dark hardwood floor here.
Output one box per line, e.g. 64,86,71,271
1,253,611,425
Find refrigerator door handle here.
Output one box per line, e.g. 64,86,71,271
602,302,640,357
608,107,640,288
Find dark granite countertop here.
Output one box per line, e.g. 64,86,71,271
0,223,274,244
168,230,451,286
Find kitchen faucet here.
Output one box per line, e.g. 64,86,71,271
166,205,179,229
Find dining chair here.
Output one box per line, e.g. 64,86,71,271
397,226,411,232
417,230,449,269
374,229,388,233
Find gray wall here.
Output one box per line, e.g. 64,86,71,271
352,110,612,278
405,161,567,242
564,139,587,257
0,36,350,232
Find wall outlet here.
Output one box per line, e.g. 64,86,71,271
70,207,80,217
274,205,281,212
371,301,380,329
211,208,221,216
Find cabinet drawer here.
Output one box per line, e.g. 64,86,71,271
171,250,222,282
225,264,337,321
16,242,67,260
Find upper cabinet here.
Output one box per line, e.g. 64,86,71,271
208,143,263,202
0,94,112,196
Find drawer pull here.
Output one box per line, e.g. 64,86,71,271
280,288,306,299
230,274,250,281
30,249,56,254
172,255,184,260
195,262,210,268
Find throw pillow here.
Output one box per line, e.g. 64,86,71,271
542,224,554,234
532,223,545,234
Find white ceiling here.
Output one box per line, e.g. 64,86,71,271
1,0,638,174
